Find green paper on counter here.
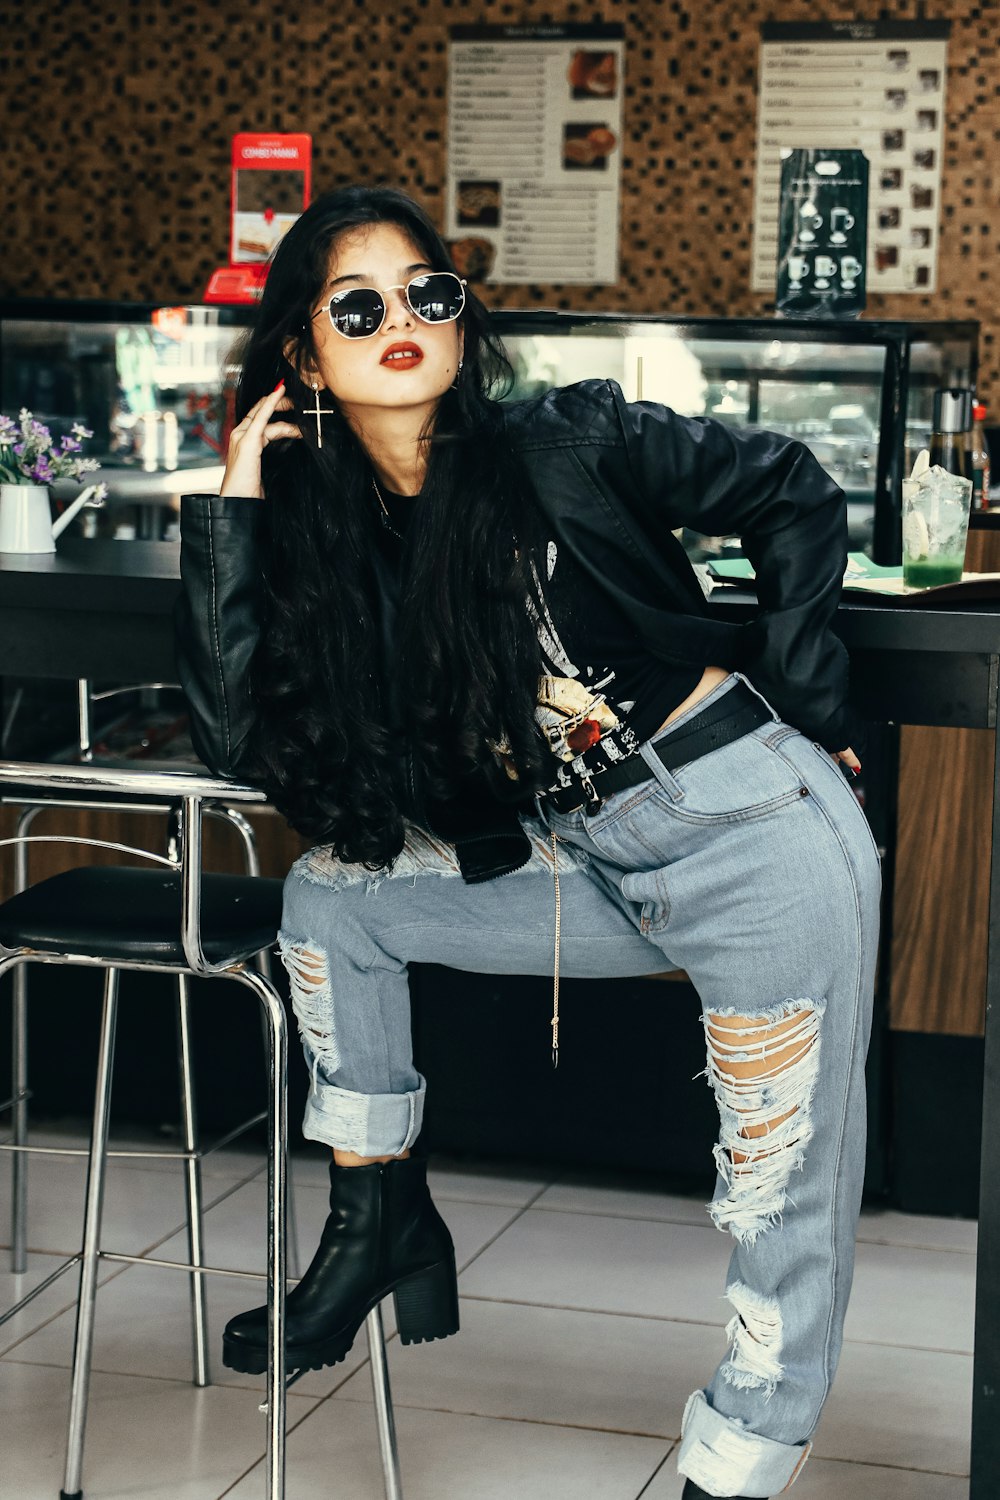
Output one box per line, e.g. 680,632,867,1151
707,552,1000,601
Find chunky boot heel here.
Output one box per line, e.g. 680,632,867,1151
393,1256,460,1345
223,1151,458,1374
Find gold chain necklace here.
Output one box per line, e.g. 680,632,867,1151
371,476,404,542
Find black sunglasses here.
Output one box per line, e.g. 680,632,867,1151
312,272,467,340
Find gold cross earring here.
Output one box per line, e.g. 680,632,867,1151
304,380,335,449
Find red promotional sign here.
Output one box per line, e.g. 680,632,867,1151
206,132,312,303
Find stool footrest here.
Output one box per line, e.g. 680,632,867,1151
99,1249,274,1283
0,1254,80,1329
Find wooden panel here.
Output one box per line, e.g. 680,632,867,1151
0,802,308,904
966,523,1000,574
890,723,993,1035
887,523,1000,1036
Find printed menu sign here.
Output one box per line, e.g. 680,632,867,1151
447,23,624,285
751,21,949,295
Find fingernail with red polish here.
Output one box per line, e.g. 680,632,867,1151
272,379,285,392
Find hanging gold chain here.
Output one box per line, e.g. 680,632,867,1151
371,476,404,540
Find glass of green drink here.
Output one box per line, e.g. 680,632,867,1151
901,460,973,589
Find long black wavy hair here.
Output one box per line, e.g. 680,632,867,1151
237,185,550,868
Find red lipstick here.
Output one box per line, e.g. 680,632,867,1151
380,341,424,370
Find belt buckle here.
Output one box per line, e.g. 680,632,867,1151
580,773,603,817
550,771,602,817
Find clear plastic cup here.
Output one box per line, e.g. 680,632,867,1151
901,465,973,588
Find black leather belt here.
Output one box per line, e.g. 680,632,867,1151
544,681,772,816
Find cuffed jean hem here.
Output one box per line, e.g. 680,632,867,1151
301,1078,426,1156
677,1391,811,1497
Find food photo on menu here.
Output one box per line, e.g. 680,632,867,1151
447,236,496,281
562,123,618,171
456,180,501,227
567,49,618,97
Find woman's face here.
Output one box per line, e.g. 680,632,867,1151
305,221,463,421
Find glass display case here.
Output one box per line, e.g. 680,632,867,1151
0,299,251,538
492,313,979,561
0,301,978,560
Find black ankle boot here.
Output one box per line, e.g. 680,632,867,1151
222,1153,459,1374
681,1483,764,1499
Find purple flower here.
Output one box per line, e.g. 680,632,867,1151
71,422,93,441
30,457,54,483
0,416,16,444
60,434,82,453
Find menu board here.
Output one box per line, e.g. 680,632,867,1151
751,21,950,295
447,23,624,285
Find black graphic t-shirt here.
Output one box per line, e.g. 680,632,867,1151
523,536,701,792
375,489,701,793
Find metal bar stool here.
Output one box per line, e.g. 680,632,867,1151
7,677,301,1317
0,761,402,1500
5,793,301,1361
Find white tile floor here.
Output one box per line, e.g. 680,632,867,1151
0,1125,975,1500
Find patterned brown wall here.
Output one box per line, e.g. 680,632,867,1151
2,0,998,394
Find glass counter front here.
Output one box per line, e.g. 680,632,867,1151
1,302,979,559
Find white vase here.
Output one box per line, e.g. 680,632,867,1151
0,483,55,553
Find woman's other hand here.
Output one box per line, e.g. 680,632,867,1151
220,382,300,498
834,748,861,774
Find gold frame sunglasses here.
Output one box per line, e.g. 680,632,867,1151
312,272,467,340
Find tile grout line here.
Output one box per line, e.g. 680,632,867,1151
496,1199,978,1256
258,1179,563,1459
452,1291,975,1357
0,1156,272,1357
634,1443,676,1498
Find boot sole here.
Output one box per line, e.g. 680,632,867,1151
222,1257,460,1375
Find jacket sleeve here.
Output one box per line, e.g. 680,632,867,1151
610,383,859,753
173,494,264,780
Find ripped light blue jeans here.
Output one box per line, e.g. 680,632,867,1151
277,673,880,1499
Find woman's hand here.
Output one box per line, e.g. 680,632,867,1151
834,748,861,774
220,382,300,498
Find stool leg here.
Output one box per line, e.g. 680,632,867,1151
176,972,209,1388
235,967,287,1500
10,962,28,1275
61,966,119,1500
367,1304,403,1500
210,805,300,1281
255,945,301,1281
10,807,40,1276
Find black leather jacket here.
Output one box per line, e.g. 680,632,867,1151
175,379,854,882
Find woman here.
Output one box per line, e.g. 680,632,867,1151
175,185,879,1500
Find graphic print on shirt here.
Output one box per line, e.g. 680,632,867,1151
526,541,641,792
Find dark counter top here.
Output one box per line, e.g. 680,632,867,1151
0,540,181,681
7,536,1000,637
3,538,1000,727
0,539,179,614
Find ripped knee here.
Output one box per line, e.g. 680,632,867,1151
278,934,339,1079
721,1281,784,1397
702,998,826,1245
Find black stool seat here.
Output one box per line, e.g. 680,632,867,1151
0,866,284,965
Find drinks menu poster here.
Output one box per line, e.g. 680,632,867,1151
447,23,624,285
751,21,949,296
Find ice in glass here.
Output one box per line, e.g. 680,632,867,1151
901,450,973,588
